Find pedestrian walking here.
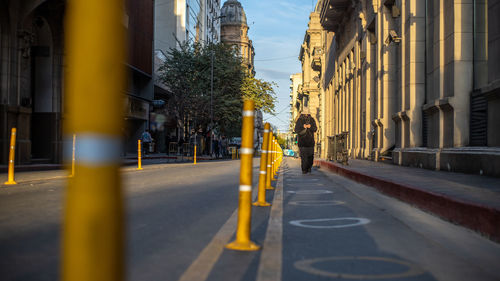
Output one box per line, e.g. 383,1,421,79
294,107,317,174
221,136,228,158
141,129,153,155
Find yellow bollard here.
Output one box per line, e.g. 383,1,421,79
231,147,237,160
265,130,274,190
63,0,126,280
279,146,283,166
226,100,260,251
70,134,76,177
272,138,277,180
253,123,271,207
194,144,197,165
4,127,17,185
137,140,143,170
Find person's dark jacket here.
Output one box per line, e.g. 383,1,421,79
294,114,317,147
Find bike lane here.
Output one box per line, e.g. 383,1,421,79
280,158,497,281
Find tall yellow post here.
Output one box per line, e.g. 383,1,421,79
63,0,126,280
194,144,197,165
70,134,76,177
226,100,260,251
280,146,283,166
272,138,277,180
137,140,143,170
4,127,17,185
253,123,271,207
265,130,274,190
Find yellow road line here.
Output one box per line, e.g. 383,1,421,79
177,190,259,281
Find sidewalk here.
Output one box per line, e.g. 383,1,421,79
314,158,500,242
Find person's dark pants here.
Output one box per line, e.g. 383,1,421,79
299,147,314,173
142,142,151,155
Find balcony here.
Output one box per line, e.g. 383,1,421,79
311,47,323,71
319,0,353,32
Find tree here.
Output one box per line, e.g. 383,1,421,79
240,75,277,114
158,41,277,138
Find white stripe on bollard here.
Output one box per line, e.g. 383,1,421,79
242,110,254,117
72,134,122,166
239,185,252,192
239,148,254,155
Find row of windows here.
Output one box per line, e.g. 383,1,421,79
186,0,202,41
186,0,220,43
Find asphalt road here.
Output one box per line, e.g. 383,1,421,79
1,158,499,281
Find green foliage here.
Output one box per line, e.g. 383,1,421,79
276,135,286,148
240,76,277,114
158,41,276,137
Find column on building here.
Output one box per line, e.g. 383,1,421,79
406,0,426,148
425,0,473,149
365,18,376,160
381,3,397,155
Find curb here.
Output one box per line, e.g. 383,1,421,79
1,156,227,173
0,164,63,173
315,159,500,243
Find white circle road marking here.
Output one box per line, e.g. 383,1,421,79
287,190,333,195
289,200,345,206
289,217,370,229
294,256,425,279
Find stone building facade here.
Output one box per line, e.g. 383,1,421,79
220,0,255,75
289,73,303,125
289,73,302,152
314,0,499,176
298,11,323,155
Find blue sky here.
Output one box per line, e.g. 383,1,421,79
239,0,316,133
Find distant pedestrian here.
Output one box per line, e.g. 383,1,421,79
141,130,153,155
294,107,317,174
221,136,228,158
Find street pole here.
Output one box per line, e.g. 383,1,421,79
210,48,214,156
211,49,214,125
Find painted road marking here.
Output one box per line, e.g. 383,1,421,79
287,190,333,195
289,217,370,229
286,182,325,186
256,162,284,281
286,178,319,181
176,209,238,281
294,256,424,279
177,188,259,281
289,200,345,206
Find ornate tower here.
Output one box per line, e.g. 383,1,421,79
220,0,255,75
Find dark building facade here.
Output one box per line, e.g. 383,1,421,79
124,0,155,153
0,0,155,165
0,0,66,165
